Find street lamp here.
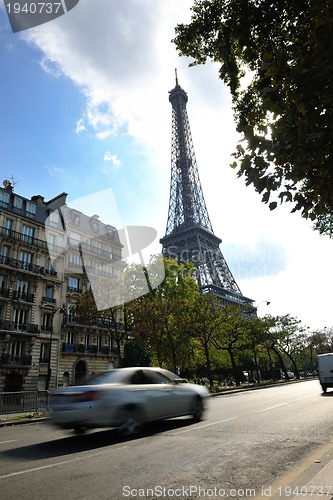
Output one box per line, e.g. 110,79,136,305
247,300,270,317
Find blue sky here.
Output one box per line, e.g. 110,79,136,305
1,0,333,330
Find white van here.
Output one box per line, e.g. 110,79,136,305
317,353,333,393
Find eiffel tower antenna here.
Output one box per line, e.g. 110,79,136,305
160,74,253,306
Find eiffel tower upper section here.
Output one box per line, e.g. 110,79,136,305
160,73,252,306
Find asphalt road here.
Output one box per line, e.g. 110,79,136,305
0,379,332,500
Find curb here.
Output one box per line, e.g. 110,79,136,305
0,415,50,427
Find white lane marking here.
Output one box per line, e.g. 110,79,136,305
0,444,129,480
256,392,319,413
0,440,18,445
172,417,238,435
255,402,289,413
297,393,319,401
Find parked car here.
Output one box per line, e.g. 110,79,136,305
49,367,210,435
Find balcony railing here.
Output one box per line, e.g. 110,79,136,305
0,255,45,275
0,354,32,366
67,286,82,293
65,315,116,329
67,238,121,261
0,226,49,251
12,291,35,303
0,319,38,333
0,256,57,277
41,296,56,304
62,343,119,356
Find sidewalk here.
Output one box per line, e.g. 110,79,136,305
0,411,49,427
255,440,333,499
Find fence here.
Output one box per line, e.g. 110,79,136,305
0,391,49,415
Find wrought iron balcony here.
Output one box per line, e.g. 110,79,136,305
0,319,38,333
0,226,49,250
62,343,119,356
67,286,82,293
1,354,32,366
0,255,45,275
41,296,56,304
65,315,116,329
67,237,121,261
12,291,35,303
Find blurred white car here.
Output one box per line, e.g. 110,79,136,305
49,367,210,435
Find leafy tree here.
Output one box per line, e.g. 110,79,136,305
123,337,154,367
191,294,225,387
129,258,202,372
174,0,333,234
268,314,306,378
210,304,251,385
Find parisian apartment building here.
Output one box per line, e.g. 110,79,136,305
0,179,124,392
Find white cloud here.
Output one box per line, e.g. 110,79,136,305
75,118,85,134
103,151,121,168
96,130,113,140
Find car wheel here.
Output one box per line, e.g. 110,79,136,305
117,406,144,436
191,396,204,421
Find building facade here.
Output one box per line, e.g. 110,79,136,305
0,180,123,392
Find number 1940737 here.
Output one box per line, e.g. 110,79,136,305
5,3,62,14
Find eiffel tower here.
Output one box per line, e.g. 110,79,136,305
160,72,252,306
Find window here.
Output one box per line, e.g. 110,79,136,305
66,331,75,344
42,313,53,331
1,245,10,259
40,342,50,362
69,252,81,267
97,335,102,347
3,218,13,236
12,309,27,329
46,258,56,275
15,280,29,299
69,231,81,247
67,303,76,322
21,224,34,244
49,210,59,228
92,220,99,233
26,201,36,219
0,275,7,298
45,286,54,299
10,341,23,357
13,196,23,209
68,276,80,292
106,226,115,239
84,333,90,346
73,212,80,226
47,233,56,252
18,251,32,270
0,191,9,209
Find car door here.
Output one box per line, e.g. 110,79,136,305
128,369,177,419
142,369,188,418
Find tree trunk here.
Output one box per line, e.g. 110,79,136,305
228,346,240,386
